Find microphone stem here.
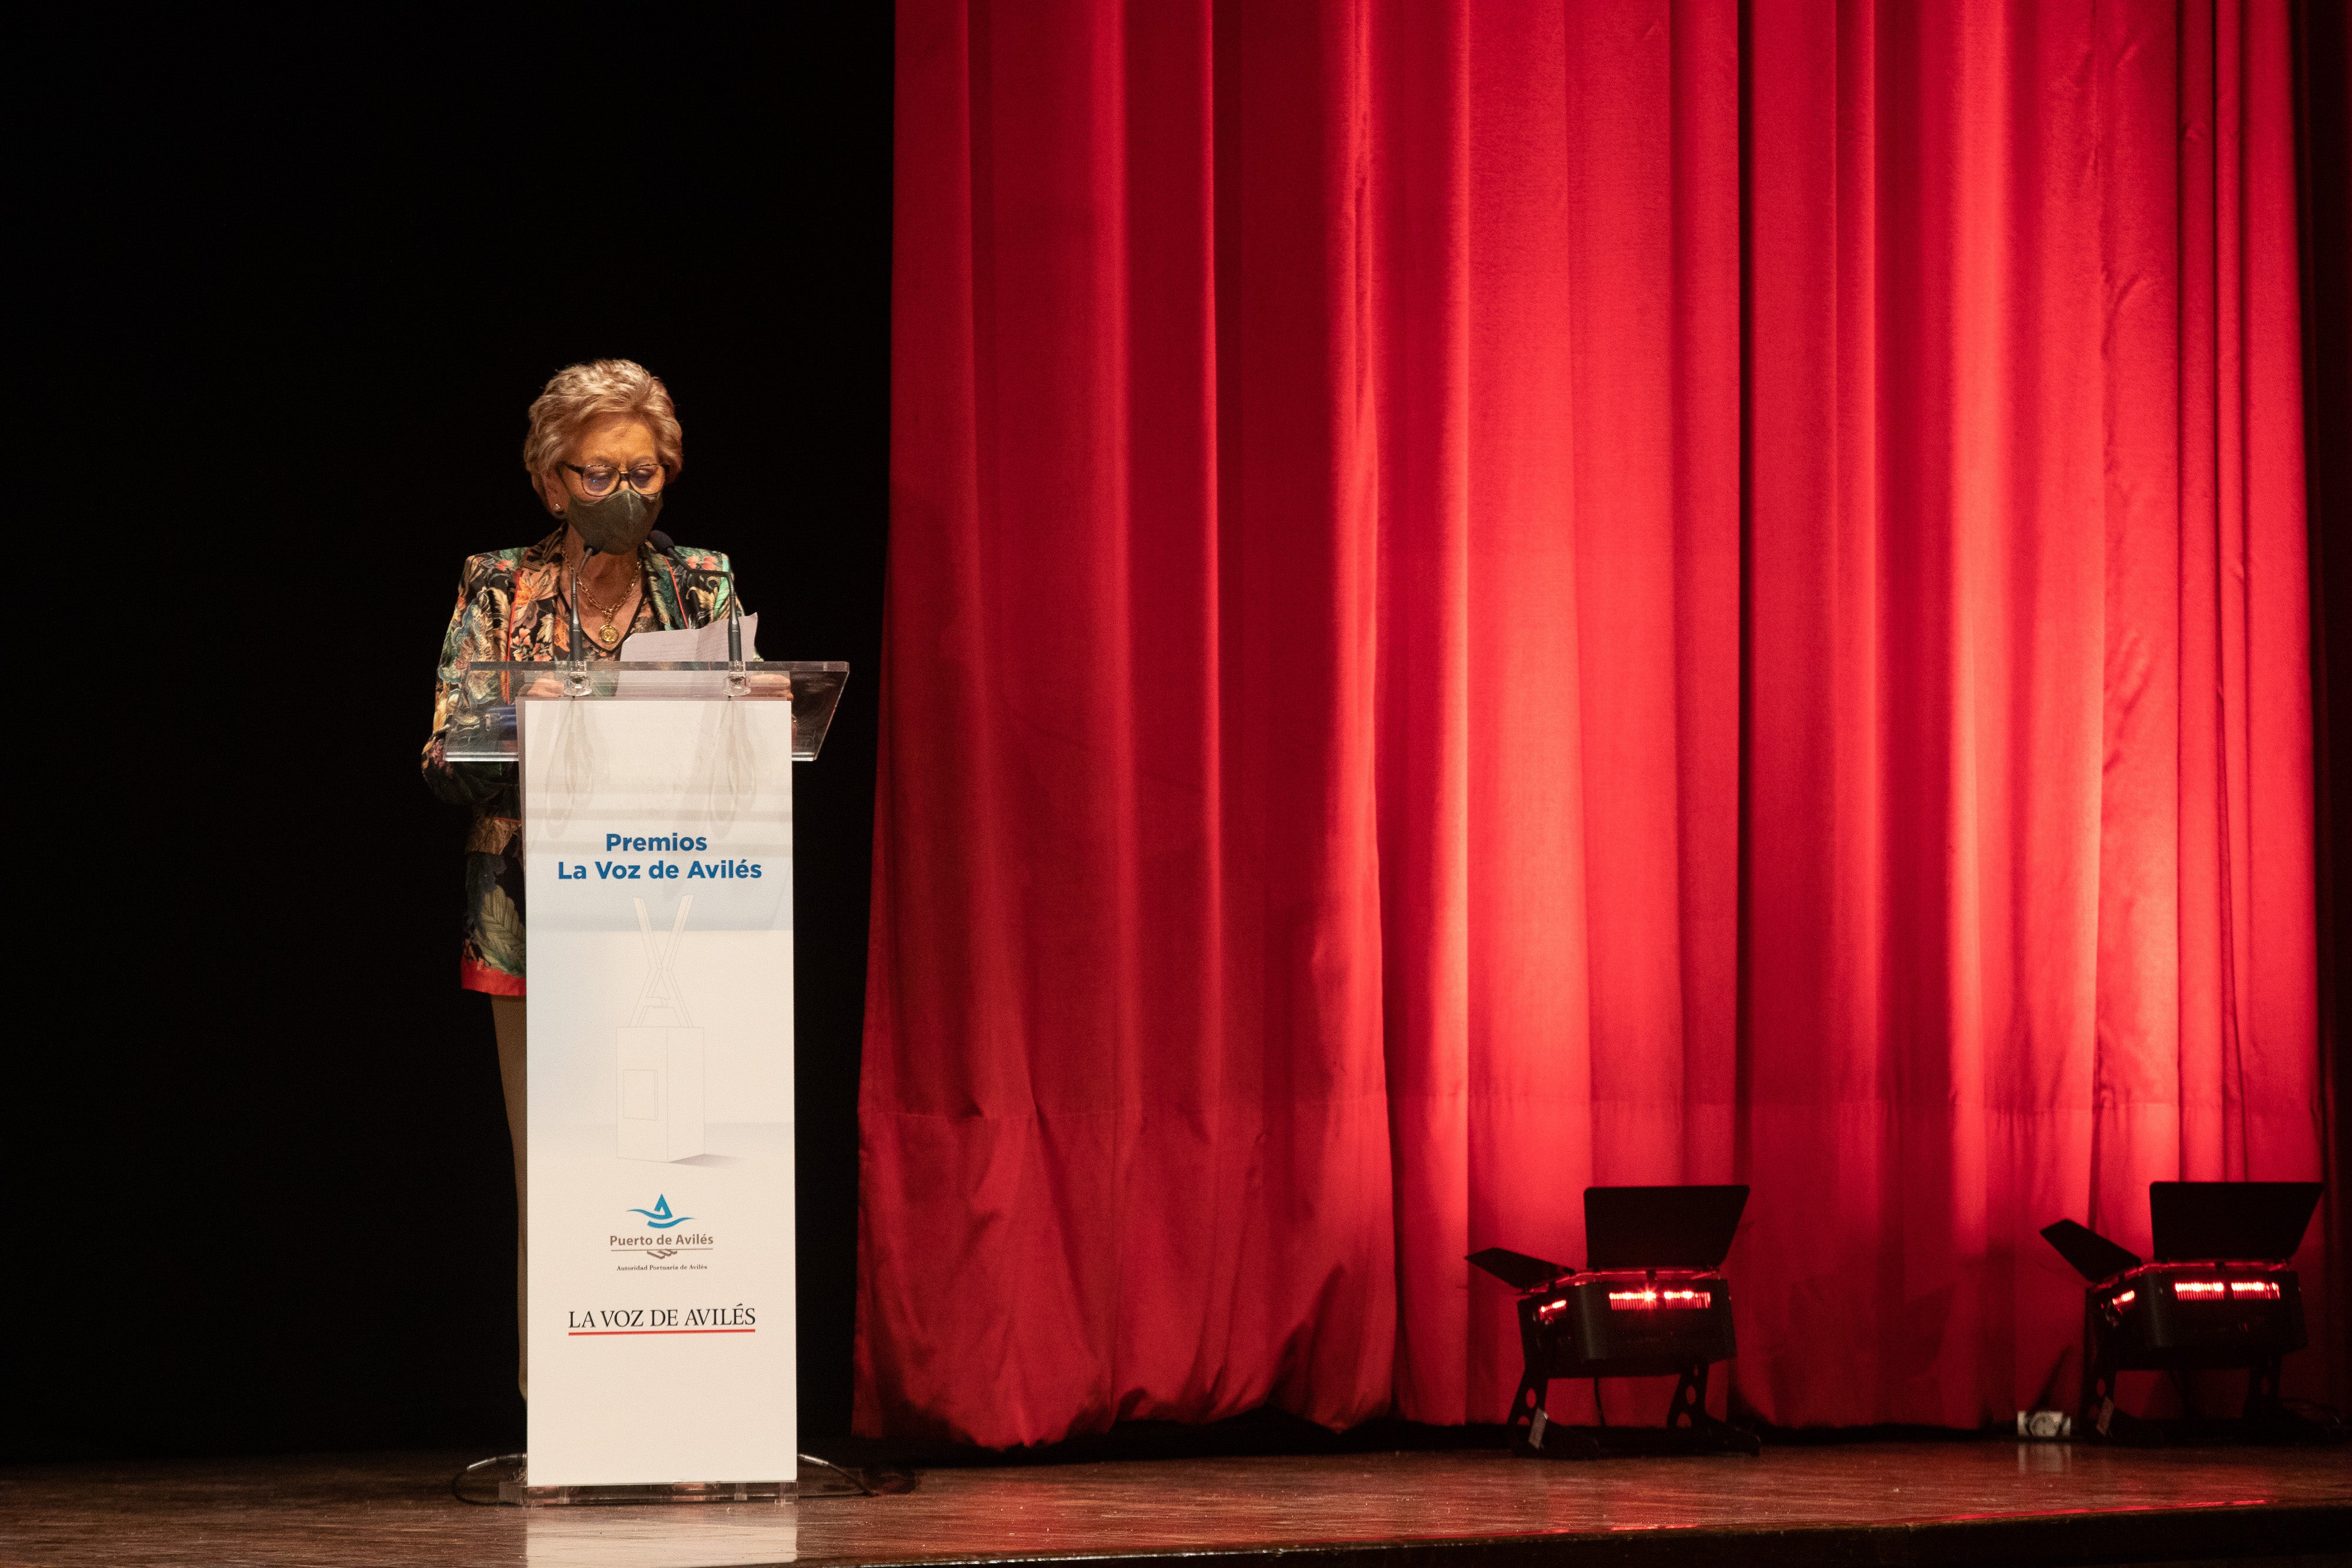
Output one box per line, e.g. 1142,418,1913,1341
567,543,599,693
724,571,746,697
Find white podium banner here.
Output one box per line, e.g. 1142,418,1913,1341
522,695,796,1488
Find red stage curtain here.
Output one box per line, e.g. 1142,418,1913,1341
860,0,2326,1443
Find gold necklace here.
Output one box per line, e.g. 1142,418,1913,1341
576,570,637,647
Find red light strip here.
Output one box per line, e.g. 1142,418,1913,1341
1606,1289,1712,1310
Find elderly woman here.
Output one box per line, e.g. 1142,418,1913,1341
420,359,740,1396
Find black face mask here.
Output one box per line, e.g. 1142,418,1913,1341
567,485,663,556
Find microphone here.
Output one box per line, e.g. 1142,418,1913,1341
648,529,709,631
649,530,740,656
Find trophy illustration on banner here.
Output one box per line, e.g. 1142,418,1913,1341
618,895,706,1162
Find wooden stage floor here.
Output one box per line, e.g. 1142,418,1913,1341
4,1441,2347,1568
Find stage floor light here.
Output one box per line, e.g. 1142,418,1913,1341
1469,1184,1758,1459
2041,1181,2333,1446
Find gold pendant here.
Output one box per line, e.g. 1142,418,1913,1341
598,623,621,646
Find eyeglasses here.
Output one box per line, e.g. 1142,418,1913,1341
564,461,670,499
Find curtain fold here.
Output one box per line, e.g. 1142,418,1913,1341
861,0,2326,1445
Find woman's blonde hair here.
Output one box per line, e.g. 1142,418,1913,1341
522,359,684,500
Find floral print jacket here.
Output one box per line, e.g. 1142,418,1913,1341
420,524,738,994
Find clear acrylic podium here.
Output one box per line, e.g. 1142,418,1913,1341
443,660,850,765
448,658,844,1505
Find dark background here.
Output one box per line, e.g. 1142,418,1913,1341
2298,0,2352,1399
21,12,895,1459
14,6,2351,1465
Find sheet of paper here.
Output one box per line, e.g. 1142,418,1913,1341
620,613,759,664
618,616,761,695
617,626,698,663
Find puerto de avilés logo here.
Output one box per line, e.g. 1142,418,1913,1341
627,1194,694,1229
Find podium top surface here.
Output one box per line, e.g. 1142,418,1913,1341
445,660,848,761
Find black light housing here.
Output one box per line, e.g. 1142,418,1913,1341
1469,1185,1758,1459
2041,1181,2328,1445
